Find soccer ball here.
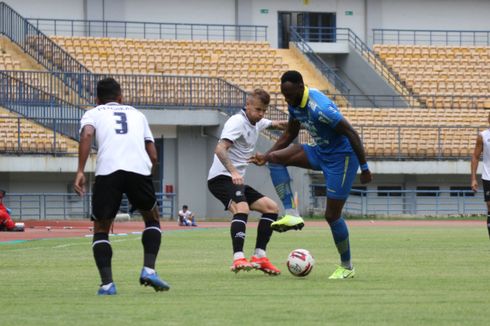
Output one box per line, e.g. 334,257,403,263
287,249,315,277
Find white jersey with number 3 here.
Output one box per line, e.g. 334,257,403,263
80,102,154,176
481,129,490,181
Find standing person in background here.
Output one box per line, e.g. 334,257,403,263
74,77,170,295
208,88,288,275
250,71,372,279
470,111,490,238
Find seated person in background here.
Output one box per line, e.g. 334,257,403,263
0,190,24,232
178,205,197,226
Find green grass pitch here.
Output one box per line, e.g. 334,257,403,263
1,223,489,325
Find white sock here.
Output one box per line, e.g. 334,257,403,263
341,261,352,270
233,252,245,260
101,282,113,290
143,266,156,275
254,248,266,258
285,208,299,216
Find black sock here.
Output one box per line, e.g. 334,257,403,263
92,232,113,285
231,213,248,253
255,213,278,251
142,220,161,269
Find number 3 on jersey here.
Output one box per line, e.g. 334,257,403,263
114,112,128,134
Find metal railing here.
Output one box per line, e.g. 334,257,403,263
310,186,485,216
291,26,421,108
0,1,97,109
0,70,247,110
0,4,254,113
373,28,490,46
3,192,176,220
27,18,268,42
289,27,349,95
0,3,89,75
0,116,79,155
0,71,87,142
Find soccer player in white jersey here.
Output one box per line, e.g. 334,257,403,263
207,89,288,275
74,77,169,295
471,111,490,238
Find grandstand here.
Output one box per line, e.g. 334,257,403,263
1,0,490,218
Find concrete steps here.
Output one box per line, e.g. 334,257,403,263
0,36,45,70
276,44,348,107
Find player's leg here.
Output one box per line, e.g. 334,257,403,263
268,144,316,232
248,194,281,275
127,172,169,291
91,172,123,295
2,217,16,231
483,180,490,239
208,175,253,272
486,201,490,239
322,153,359,279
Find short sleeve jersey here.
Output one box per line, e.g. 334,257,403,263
179,210,193,219
480,129,490,180
288,88,353,155
207,109,272,180
80,102,154,176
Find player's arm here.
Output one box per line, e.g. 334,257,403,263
214,139,243,185
74,125,95,196
250,119,301,166
145,140,158,166
268,120,289,130
471,134,483,192
334,118,372,184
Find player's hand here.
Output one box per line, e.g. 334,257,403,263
231,171,244,185
360,170,372,184
248,152,267,166
74,171,86,196
471,179,479,192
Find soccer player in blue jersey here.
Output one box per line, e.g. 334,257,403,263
250,70,372,279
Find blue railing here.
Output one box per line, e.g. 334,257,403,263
0,3,253,112
289,27,350,95
27,18,268,42
0,71,87,142
0,70,247,110
0,2,89,74
310,186,485,216
373,29,490,46
291,26,421,107
3,192,176,220
0,1,97,108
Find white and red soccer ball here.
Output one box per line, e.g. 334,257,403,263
286,249,315,277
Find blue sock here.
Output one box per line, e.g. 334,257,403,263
268,163,295,211
329,218,351,268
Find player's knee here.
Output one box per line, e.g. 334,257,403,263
230,201,250,215
263,198,279,214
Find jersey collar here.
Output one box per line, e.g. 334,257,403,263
240,108,255,126
299,86,309,109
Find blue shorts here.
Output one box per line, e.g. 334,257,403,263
303,144,359,200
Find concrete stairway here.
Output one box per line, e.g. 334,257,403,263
276,44,348,106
